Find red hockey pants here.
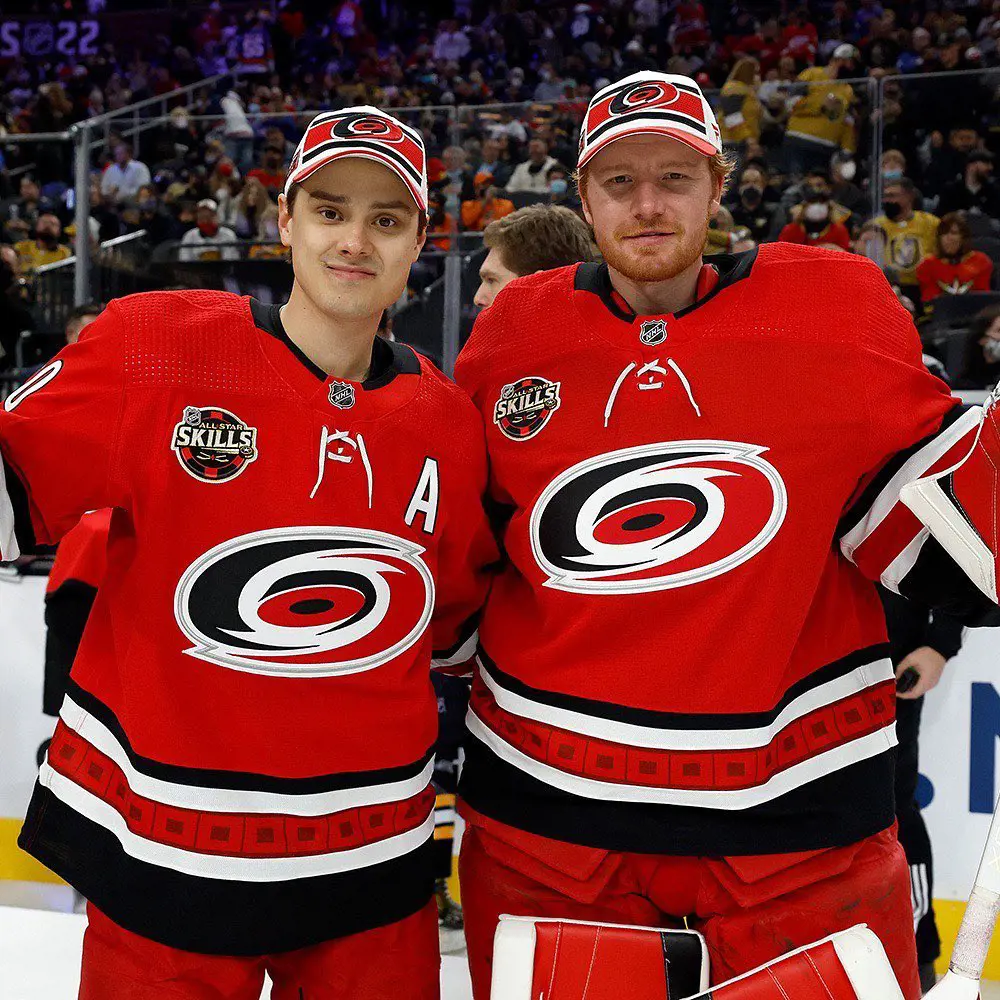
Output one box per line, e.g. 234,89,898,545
78,899,439,999
459,812,919,1000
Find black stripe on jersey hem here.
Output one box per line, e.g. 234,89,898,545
459,737,897,856
18,787,434,956
476,642,890,732
836,402,969,540
432,612,480,660
63,676,435,794
587,109,711,144
573,251,758,324
248,298,418,389
897,532,1000,627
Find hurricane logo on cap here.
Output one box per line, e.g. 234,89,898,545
331,112,407,144
608,81,680,116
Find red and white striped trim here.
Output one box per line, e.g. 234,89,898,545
40,697,435,881
841,407,982,565
467,656,896,809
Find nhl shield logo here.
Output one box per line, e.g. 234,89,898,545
639,319,667,346
329,381,356,409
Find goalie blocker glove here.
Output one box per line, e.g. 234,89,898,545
901,383,1000,606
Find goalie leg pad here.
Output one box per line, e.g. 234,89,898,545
686,926,904,1000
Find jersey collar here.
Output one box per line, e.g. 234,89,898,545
247,297,422,416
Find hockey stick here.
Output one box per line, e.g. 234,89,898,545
925,788,1000,998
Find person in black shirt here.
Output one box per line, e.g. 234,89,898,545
879,476,966,994
937,150,1000,219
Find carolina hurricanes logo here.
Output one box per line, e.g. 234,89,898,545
608,81,680,116
175,527,434,677
330,113,406,143
530,441,787,594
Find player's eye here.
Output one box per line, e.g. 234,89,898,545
665,172,690,181
374,215,399,229
609,175,631,186
318,208,341,221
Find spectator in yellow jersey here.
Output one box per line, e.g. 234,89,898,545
782,43,859,177
872,178,940,307
13,213,71,274
717,58,761,169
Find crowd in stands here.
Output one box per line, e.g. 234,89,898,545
5,0,1000,384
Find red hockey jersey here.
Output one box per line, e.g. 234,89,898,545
455,244,993,857
0,291,495,954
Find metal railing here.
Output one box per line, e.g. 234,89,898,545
7,65,1000,378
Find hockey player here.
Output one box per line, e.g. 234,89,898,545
0,107,495,999
454,72,1000,1000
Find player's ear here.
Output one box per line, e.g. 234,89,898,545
277,193,293,248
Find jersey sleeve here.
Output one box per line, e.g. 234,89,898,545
0,304,127,559
837,263,999,623
430,397,498,676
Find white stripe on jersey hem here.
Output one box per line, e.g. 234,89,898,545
432,630,479,669
434,808,457,826
477,655,894,752
466,711,897,810
39,761,435,882
58,694,435,815
841,407,981,562
880,526,932,595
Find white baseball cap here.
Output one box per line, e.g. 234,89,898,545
283,106,428,213
577,71,722,169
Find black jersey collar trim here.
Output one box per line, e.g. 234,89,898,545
249,298,419,389
573,248,759,322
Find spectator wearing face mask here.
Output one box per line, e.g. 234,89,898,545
829,150,867,226
937,150,1000,218
924,124,983,201
782,43,859,177
873,177,940,304
177,199,239,262
246,145,287,194
956,303,1000,389
461,172,515,231
778,179,852,250
14,213,71,273
546,164,578,210
729,164,778,244
506,137,559,194
916,212,993,309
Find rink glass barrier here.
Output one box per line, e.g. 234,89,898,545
5,70,1000,382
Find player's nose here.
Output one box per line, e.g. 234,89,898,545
473,283,491,309
335,219,373,257
630,179,670,221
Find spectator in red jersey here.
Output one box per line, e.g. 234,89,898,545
779,182,851,250
781,7,819,64
246,145,287,194
916,213,993,306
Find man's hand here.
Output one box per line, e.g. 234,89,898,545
896,646,947,700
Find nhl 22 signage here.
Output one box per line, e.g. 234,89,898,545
530,440,787,593
493,376,562,441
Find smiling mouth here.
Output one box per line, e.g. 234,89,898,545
325,264,377,278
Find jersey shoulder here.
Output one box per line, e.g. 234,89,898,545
748,242,903,348
408,350,485,460
108,290,271,391
457,264,578,383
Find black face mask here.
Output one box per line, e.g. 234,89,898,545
37,233,59,249
741,186,763,206
882,201,904,221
